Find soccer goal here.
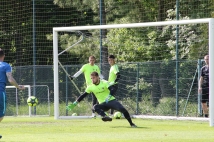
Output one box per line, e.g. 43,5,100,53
53,18,214,126
6,85,50,117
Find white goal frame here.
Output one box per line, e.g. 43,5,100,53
6,85,32,116
53,18,214,126
6,85,51,117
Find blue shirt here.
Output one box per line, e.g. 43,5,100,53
0,62,12,92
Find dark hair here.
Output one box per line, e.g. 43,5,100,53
108,55,115,59
89,55,96,60
0,48,5,57
204,55,209,58
91,71,99,77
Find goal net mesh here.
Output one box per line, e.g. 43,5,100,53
57,21,209,118
6,85,50,116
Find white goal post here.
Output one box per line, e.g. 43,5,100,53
6,85,32,116
53,18,214,126
6,85,51,117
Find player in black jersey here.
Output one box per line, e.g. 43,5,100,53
198,55,209,118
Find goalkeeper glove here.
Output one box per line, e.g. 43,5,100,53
68,75,75,80
66,101,78,111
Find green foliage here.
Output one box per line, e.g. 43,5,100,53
118,95,198,117
106,28,146,62
57,31,101,64
161,9,208,60
126,77,152,91
155,97,176,115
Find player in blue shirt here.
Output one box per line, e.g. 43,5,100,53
0,48,25,139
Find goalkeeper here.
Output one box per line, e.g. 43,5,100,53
108,55,120,116
67,71,137,127
69,56,103,117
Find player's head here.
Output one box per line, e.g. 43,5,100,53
204,55,209,65
108,55,115,66
89,55,96,65
90,71,99,84
0,48,5,60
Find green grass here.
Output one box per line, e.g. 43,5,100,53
0,117,214,142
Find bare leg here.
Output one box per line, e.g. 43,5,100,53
0,117,3,139
0,117,3,122
202,102,209,117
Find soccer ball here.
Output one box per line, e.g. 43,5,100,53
72,113,77,116
114,111,122,119
27,96,38,106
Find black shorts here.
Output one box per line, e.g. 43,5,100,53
109,84,118,97
201,86,209,103
91,92,98,105
0,92,6,117
94,99,127,113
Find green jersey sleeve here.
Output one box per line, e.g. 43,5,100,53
108,64,119,83
80,64,101,86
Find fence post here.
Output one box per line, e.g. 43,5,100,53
197,59,202,116
136,63,139,115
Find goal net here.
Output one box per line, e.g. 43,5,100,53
53,18,214,126
6,85,50,116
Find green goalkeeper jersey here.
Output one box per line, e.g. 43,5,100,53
80,63,100,86
85,80,115,104
108,64,119,83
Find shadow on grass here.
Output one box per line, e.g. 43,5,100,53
110,126,149,129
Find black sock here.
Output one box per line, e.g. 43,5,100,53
123,111,134,125
95,109,107,117
127,118,134,125
110,109,114,115
205,114,208,118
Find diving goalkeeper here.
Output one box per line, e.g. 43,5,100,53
69,56,103,117
67,71,137,127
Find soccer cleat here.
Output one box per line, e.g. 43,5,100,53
91,113,96,118
102,116,112,122
131,123,137,128
0,135,2,139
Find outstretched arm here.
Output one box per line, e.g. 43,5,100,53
66,92,89,111
76,92,89,103
198,76,203,94
69,70,83,80
73,70,83,78
6,72,25,90
108,85,118,96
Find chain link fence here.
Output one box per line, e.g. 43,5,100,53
5,60,203,117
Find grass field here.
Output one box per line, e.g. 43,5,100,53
0,117,214,142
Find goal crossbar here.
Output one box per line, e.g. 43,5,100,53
53,18,214,126
53,18,211,31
